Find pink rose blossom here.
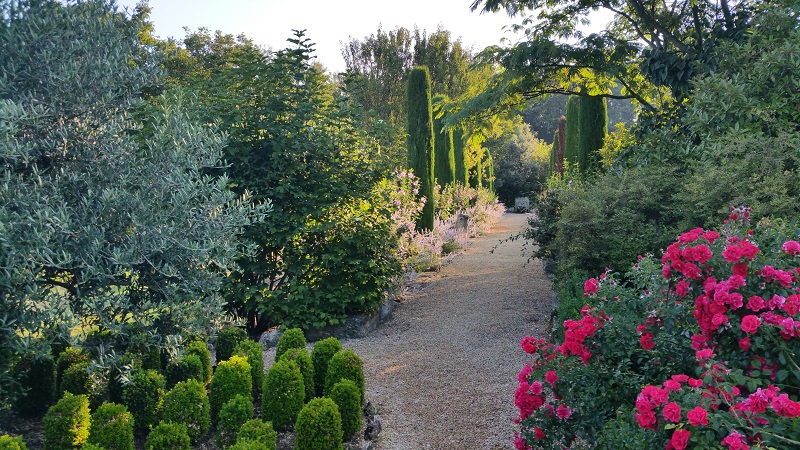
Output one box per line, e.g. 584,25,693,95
687,407,709,426
783,240,800,256
663,402,681,422
667,429,690,450
741,315,760,334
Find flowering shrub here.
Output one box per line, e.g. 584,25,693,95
380,170,504,275
515,206,800,449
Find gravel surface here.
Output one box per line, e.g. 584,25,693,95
344,212,553,449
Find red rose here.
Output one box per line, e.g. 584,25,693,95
663,402,681,423
741,315,760,334
687,406,708,426
738,337,751,351
668,429,690,450
640,333,655,351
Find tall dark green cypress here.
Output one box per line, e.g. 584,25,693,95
564,96,580,171
577,95,608,174
486,151,494,192
432,95,455,187
406,66,435,231
549,129,558,176
453,128,468,185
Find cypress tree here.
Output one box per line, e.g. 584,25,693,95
453,128,468,185
406,66,435,231
486,151,494,192
469,146,484,189
555,115,566,176
432,95,456,187
564,96,580,171
577,95,608,174
549,129,558,177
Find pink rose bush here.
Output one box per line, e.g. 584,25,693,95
514,207,800,449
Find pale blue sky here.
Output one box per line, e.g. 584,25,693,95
117,0,612,73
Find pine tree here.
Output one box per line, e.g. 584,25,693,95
577,95,608,174
406,66,435,231
432,95,456,187
564,96,580,171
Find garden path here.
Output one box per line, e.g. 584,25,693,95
345,212,553,449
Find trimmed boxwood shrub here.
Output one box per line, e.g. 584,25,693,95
13,351,56,416
61,361,92,397
216,394,253,448
0,435,28,450
43,392,91,450
57,348,89,395
81,445,102,450
122,369,165,433
88,402,134,450
236,419,277,450
144,422,190,450
261,359,304,432
215,327,248,363
294,398,343,450
233,340,263,400
311,337,341,397
227,441,262,450
279,347,314,402
274,328,305,361
328,379,362,440
324,349,365,403
162,379,210,444
184,340,212,383
164,354,204,390
209,355,251,422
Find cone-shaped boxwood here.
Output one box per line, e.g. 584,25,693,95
216,394,253,448
162,379,210,444
279,347,314,402
274,328,305,361
324,349,365,403
43,392,90,450
328,379,362,440
184,340,212,383
88,402,134,450
13,351,56,416
122,369,165,434
294,398,343,450
234,340,264,400
210,355,251,422
311,337,341,397
261,359,304,431
236,419,277,450
144,422,190,450
164,354,204,390
216,327,248,363
0,435,27,450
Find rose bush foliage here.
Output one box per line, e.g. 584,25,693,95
515,207,800,449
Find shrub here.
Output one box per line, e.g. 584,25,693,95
164,354,204,390
294,397,343,450
0,435,28,450
43,392,91,450
57,347,89,395
216,394,253,449
162,379,210,444
144,422,190,450
328,379,362,440
61,361,93,397
236,419,277,450
216,327,248,363
210,355,251,422
233,340,263,400
514,209,800,449
261,359,304,431
311,338,341,397
13,351,56,416
81,445,103,450
227,441,262,450
121,369,165,433
274,328,305,361
184,340,212,383
279,347,314,402
88,402,134,450
324,349,365,403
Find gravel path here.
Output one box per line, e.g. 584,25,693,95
344,212,553,449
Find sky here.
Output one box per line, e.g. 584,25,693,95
117,0,614,74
